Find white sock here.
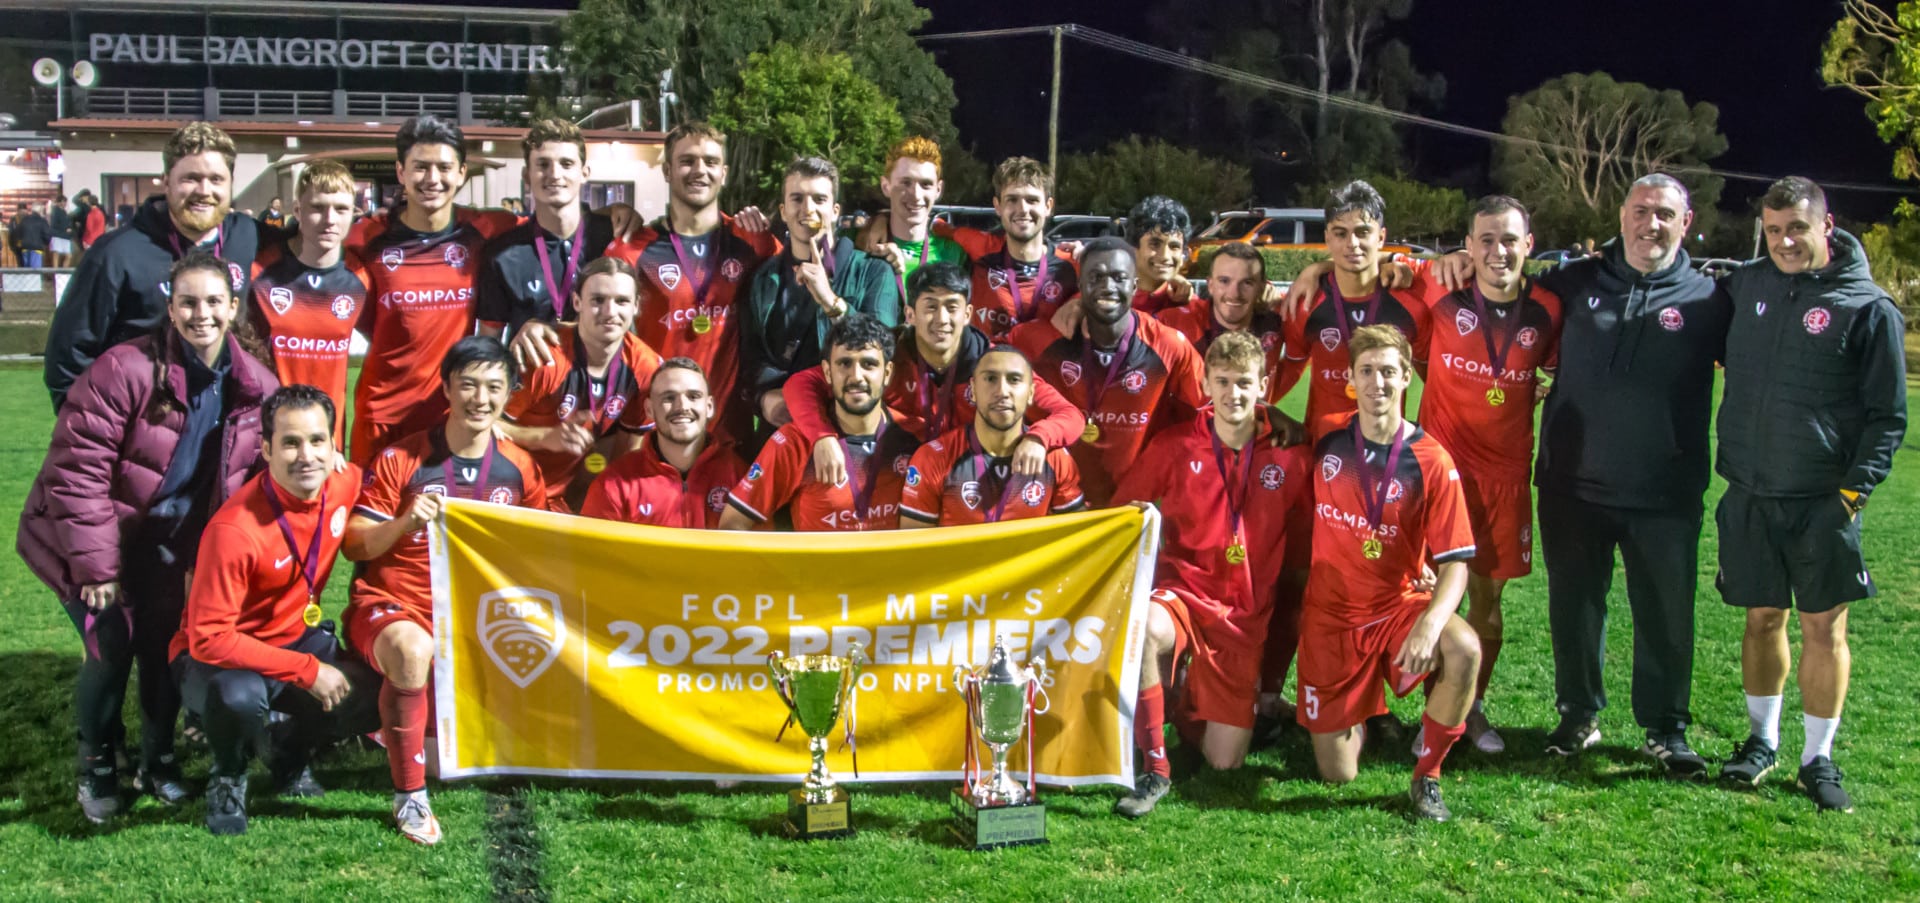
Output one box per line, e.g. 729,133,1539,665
1746,695,1782,748
1803,714,1839,766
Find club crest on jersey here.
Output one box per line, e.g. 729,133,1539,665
987,270,1009,290
1320,454,1342,482
488,486,515,505
1260,464,1284,490
268,286,294,314
1021,480,1046,507
332,294,356,320
658,263,682,290
1319,327,1343,352
228,262,245,291
330,507,348,538
444,244,469,270
477,587,567,689
1059,360,1083,387
1261,332,1279,351
707,487,727,511
1517,326,1539,349
558,393,578,420
606,395,627,421
721,258,744,282
1803,307,1831,335
381,247,404,271
1658,307,1685,332
1386,479,1405,503
961,481,983,508
1044,280,1063,301
1455,308,1479,336
1122,371,1147,393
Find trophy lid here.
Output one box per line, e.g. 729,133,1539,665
983,635,1020,685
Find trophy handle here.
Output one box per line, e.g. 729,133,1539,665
767,652,797,714
1028,657,1052,716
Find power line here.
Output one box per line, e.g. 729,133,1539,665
922,23,1916,196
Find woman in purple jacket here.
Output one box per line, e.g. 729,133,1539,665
17,250,278,823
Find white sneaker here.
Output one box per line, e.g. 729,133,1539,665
394,790,443,846
1465,706,1506,754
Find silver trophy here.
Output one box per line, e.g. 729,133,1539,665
951,636,1051,848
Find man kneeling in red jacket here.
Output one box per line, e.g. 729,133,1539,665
170,385,381,835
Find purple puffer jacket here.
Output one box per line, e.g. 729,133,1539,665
17,332,277,601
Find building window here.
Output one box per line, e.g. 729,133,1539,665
586,181,632,209
104,174,163,227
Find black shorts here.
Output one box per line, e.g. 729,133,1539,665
1714,487,1875,614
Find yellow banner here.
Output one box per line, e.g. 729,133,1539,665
428,501,1159,788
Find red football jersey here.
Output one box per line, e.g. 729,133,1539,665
1305,416,1475,628
1417,281,1564,483
604,216,781,443
899,425,1086,526
248,242,369,447
504,327,663,507
1113,410,1310,641
349,427,547,619
727,422,919,531
1130,283,1181,316
349,207,520,461
1156,298,1287,402
580,434,747,529
1280,274,1432,438
1009,312,1205,507
934,222,1078,341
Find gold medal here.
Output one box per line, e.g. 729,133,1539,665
303,601,323,628
1081,421,1101,443
1345,383,1358,400
1361,536,1383,560
691,314,713,334
583,452,608,474
1224,542,1247,565
1486,387,1507,407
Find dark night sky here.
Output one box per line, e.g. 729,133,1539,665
444,0,1908,220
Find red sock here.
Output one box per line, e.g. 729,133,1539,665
1414,712,1467,780
380,682,429,792
1475,636,1503,700
1135,684,1170,778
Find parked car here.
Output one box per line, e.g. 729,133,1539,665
1694,257,1743,279
1046,214,1118,242
932,205,1000,233
1187,207,1415,268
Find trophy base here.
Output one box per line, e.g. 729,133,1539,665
784,787,854,840
950,788,1048,850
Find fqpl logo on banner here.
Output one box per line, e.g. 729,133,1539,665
478,587,568,689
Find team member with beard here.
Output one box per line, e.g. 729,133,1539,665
1157,242,1284,395
581,359,748,528
898,346,1085,527
45,122,267,410
476,118,617,348
347,115,523,464
606,122,782,445
935,158,1079,341
501,257,662,511
19,251,279,823
246,161,368,449
1009,238,1205,507
1108,333,1311,816
343,337,547,845
721,314,919,532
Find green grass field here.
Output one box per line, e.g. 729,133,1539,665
0,360,1915,901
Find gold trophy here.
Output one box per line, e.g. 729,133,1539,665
951,636,1051,849
767,645,864,839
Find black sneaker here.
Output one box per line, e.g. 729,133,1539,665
136,754,190,806
1643,732,1710,781
1718,736,1777,789
274,764,326,799
1113,773,1172,819
1796,756,1854,813
1363,714,1406,751
76,758,120,824
205,775,249,836
1409,776,1451,822
1545,712,1602,757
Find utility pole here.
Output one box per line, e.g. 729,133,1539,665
1048,26,1063,176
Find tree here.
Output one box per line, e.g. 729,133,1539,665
1824,0,1920,179
1859,201,1920,329
1494,72,1728,246
1300,171,1467,246
710,45,904,208
1055,136,1253,220
561,0,955,142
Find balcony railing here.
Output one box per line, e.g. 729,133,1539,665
73,88,579,124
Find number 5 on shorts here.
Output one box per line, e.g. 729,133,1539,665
1302,686,1320,722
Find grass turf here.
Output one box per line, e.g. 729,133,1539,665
0,362,1916,901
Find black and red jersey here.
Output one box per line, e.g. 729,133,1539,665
934,222,1078,341
503,326,663,509
899,425,1085,526
248,241,369,447
727,422,919,531
474,205,617,338
1417,280,1564,484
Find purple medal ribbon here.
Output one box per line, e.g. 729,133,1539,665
1324,274,1385,346
262,474,327,605
575,334,627,431
916,357,954,438
667,230,716,316
1004,250,1051,322
840,421,889,527
1081,314,1135,418
534,226,586,320
1209,420,1258,543
1350,419,1408,536
1469,281,1525,384
967,425,1027,523
168,223,226,261
443,434,497,501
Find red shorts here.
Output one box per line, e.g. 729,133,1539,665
1261,572,1306,689
343,597,432,668
1153,589,1263,730
1460,473,1532,579
1295,605,1428,734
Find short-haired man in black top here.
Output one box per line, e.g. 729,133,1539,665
476,117,615,355
1533,173,1731,779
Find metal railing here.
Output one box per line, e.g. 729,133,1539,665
76,87,550,124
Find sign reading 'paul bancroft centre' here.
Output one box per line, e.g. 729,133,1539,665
88,32,559,73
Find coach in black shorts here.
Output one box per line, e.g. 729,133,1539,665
1711,177,1906,812
1533,173,1730,778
